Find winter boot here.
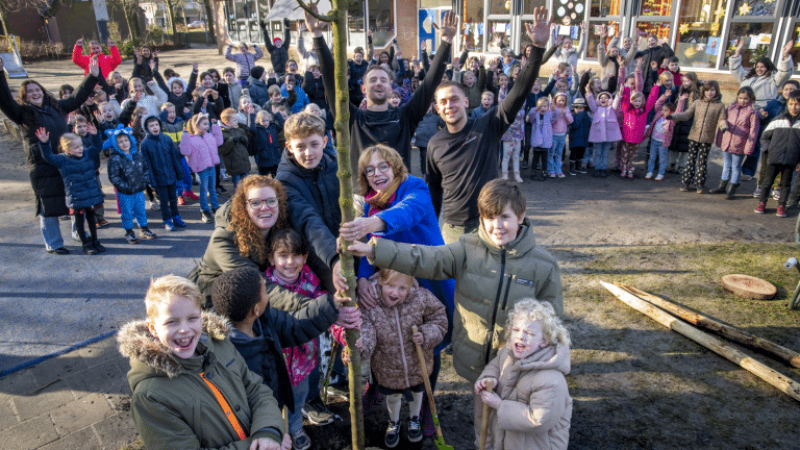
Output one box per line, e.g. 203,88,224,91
709,179,728,194
569,161,577,176
725,183,739,200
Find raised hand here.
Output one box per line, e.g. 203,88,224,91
34,127,49,143
149,59,156,71
87,123,98,135
147,80,156,89
436,11,458,43
303,3,324,36
94,110,103,123
283,17,291,27
616,55,625,66
153,49,159,58
132,91,143,102
247,104,256,114
636,57,643,70
299,22,306,33
478,55,486,67
192,61,198,71
783,40,794,57
267,68,276,79
555,35,564,46
420,40,426,51
133,48,142,64
89,55,100,77
735,38,745,56
650,60,658,71
598,24,607,38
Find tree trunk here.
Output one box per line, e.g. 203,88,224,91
0,5,9,38
165,1,178,41
330,2,365,448
202,0,216,44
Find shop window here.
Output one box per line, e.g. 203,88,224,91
640,0,671,17
675,0,727,68
347,0,365,49
791,23,800,72
733,0,777,17
724,22,775,69
462,0,485,50
634,22,671,46
488,20,512,52
490,0,512,15
585,21,620,58
369,0,395,48
590,0,621,17
522,0,547,15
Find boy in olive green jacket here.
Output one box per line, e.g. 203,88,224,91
349,179,562,448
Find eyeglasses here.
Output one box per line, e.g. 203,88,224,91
246,197,279,209
364,162,391,177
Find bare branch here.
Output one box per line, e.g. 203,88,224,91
294,0,332,23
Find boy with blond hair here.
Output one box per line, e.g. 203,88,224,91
118,274,287,450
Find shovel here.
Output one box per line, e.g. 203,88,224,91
411,325,454,450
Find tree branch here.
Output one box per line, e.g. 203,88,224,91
294,0,332,23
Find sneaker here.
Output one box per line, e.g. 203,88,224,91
407,416,422,443
680,184,689,192
755,202,766,214
773,188,780,201
627,172,634,179
740,174,753,181
301,398,335,426
620,170,627,178
578,164,588,174
201,210,214,223
221,168,229,180
164,220,176,232
46,247,70,255
92,241,106,253
655,174,664,181
183,190,199,200
217,185,228,194
173,216,187,227
82,243,98,255
384,420,400,448
557,172,566,178
753,187,763,198
324,383,350,402
124,230,139,244
593,169,600,178
96,218,110,228
520,161,528,170
140,227,157,240
645,172,653,180
290,429,312,450
600,170,608,178
549,172,556,178
777,205,787,218
177,195,186,206
149,199,160,210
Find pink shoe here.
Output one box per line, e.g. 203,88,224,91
628,172,634,179
183,190,199,200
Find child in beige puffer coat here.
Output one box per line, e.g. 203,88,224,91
475,298,572,450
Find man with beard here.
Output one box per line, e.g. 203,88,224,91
426,7,550,244
304,9,457,175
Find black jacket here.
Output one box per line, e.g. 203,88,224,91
761,112,800,166
229,295,339,413
263,23,291,75
276,150,341,268
0,71,99,217
219,124,253,176
107,141,151,195
248,112,285,168
302,71,326,111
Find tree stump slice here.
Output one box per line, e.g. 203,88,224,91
722,274,777,300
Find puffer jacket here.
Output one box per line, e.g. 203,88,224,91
619,86,659,144
219,124,252,176
263,25,291,75
370,218,563,383
121,83,168,118
118,312,284,450
140,121,184,187
230,294,339,412
246,76,271,107
72,44,121,77
357,273,447,390
106,131,150,195
529,109,556,149
276,150,341,269
668,94,727,144
477,344,572,450
729,54,794,108
179,122,223,173
158,110,185,143
186,201,332,308
38,140,104,210
716,103,759,155
413,112,442,149
760,112,800,166
248,112,285,168
586,93,622,143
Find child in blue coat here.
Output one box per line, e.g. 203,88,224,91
249,108,285,177
36,127,106,255
568,98,592,175
140,115,187,231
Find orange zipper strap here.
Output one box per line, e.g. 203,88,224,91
200,372,247,440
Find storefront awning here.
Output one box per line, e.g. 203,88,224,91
263,0,332,21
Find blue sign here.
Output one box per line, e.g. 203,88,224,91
419,8,436,55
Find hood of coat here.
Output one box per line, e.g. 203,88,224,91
102,125,139,158
700,93,723,104
167,76,188,92
142,115,163,137
158,109,183,126
214,199,234,230
370,273,420,309
515,343,571,375
277,148,334,177
478,217,537,256
118,311,230,382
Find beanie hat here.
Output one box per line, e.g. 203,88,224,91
250,66,265,80
273,37,282,45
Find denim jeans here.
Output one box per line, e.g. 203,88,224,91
176,158,192,195
231,173,246,191
721,152,746,184
593,141,614,170
39,206,64,251
647,139,668,175
288,376,310,434
198,166,218,212
548,134,566,174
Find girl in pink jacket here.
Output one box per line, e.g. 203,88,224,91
180,113,222,222
710,86,759,199
475,298,572,450
615,84,659,178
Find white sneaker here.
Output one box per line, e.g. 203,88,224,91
221,168,229,180
655,174,664,181
645,172,653,180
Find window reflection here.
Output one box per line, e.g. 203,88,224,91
733,0,777,17
675,0,727,68
591,0,621,17
586,21,620,58
640,0,671,16
724,22,775,69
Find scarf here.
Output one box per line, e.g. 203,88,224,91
365,176,404,217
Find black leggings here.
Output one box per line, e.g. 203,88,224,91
570,146,586,163
759,164,794,205
258,166,278,177
155,184,179,221
74,208,98,245
531,149,548,172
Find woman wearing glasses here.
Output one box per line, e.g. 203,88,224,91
338,144,455,438
188,175,334,311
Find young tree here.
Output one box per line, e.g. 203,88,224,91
296,0,363,447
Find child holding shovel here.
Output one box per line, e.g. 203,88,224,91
475,298,572,450
341,269,447,449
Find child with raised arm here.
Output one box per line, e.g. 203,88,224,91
529,97,556,181
226,43,265,86
348,179,562,448
616,77,659,179
118,275,288,450
36,127,106,255
475,298,572,450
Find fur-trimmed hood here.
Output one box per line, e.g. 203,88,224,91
118,311,230,381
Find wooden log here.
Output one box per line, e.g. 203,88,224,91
721,274,776,300
601,281,800,403
616,283,800,370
